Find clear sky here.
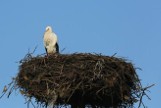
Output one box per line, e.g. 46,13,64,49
0,0,160,108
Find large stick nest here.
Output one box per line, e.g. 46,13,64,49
16,53,141,108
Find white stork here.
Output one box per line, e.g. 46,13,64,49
43,26,59,56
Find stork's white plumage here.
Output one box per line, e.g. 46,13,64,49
43,26,59,55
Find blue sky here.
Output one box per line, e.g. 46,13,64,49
0,0,161,107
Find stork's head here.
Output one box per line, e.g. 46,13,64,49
45,26,52,32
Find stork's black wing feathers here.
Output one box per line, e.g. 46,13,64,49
55,43,59,53
45,47,48,56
